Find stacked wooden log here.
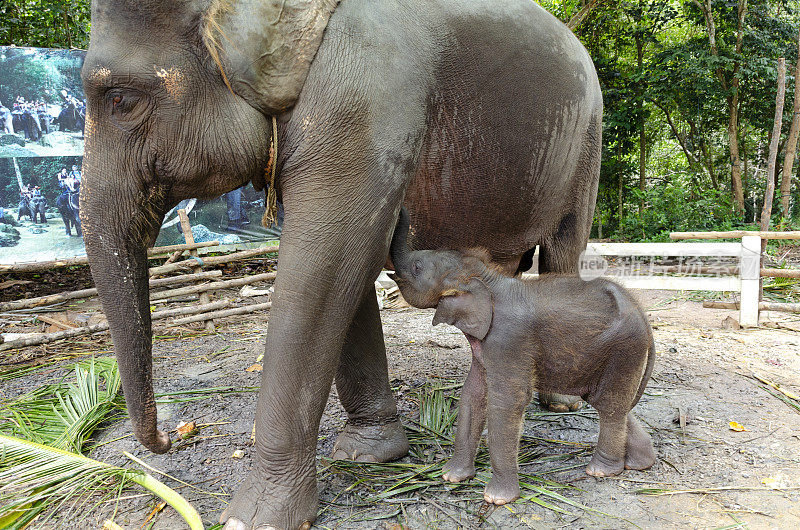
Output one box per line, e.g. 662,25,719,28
0,215,279,353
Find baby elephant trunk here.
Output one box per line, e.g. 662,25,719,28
389,207,412,276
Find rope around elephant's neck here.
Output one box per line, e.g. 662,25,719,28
261,115,279,228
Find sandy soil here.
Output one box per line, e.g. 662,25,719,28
3,289,800,529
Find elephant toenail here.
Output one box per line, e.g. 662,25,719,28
300,522,312,530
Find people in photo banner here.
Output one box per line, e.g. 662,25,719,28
56,166,82,237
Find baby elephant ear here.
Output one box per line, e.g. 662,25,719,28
432,280,493,340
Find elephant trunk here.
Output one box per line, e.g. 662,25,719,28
389,208,411,276
80,177,170,454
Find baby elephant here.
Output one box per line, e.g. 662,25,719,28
389,209,656,505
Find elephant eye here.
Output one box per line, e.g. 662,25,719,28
107,90,141,116
412,260,423,276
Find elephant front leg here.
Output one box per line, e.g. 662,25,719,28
222,169,408,529
443,343,487,483
331,289,409,463
483,371,532,505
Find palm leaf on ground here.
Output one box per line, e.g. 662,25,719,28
0,435,203,529
0,357,202,528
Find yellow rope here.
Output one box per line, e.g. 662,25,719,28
261,115,279,228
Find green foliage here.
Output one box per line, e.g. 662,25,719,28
0,0,90,49
557,0,800,240
617,177,740,240
0,47,85,109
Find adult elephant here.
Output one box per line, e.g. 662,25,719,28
57,188,81,236
80,1,602,528
12,110,42,141
30,195,47,224
55,103,85,132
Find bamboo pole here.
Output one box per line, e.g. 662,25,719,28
0,301,231,352
171,302,272,326
654,266,800,278
654,265,739,275
145,241,221,256
0,270,223,312
147,244,279,276
149,272,276,302
703,301,740,309
0,241,221,273
762,268,800,279
178,209,215,332
702,300,800,314
670,231,800,240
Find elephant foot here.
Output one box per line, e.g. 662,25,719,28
221,469,317,530
538,392,584,413
442,458,476,483
585,452,625,478
330,418,409,462
624,415,656,471
483,475,520,505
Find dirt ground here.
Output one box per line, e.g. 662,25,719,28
3,286,800,529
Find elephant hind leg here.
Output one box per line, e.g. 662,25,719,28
61,213,72,235
331,287,409,463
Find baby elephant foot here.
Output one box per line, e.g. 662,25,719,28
585,452,625,478
442,459,476,483
221,468,317,530
624,416,656,471
483,475,520,505
331,418,409,463
538,392,584,413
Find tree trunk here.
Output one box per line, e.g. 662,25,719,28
728,94,745,213
567,0,603,31
12,158,23,191
781,31,800,222
637,29,646,215
695,0,748,213
760,58,786,232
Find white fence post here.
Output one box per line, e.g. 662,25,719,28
739,235,761,327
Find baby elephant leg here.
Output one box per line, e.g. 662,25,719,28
624,413,656,470
483,378,531,505
443,354,487,483
586,412,627,477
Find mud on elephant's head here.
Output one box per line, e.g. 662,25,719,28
390,209,495,340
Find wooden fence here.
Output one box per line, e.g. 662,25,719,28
578,231,800,328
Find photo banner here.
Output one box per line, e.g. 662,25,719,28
0,46,281,266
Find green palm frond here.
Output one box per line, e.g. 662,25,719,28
0,356,123,453
0,357,202,528
0,434,203,530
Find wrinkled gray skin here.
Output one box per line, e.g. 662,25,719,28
390,209,657,504
80,0,602,527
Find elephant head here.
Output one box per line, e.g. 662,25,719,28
79,0,338,454
390,209,494,340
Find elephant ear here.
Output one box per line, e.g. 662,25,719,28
432,280,493,340
204,0,340,114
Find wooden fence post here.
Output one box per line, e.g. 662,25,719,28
178,209,215,333
739,235,761,327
